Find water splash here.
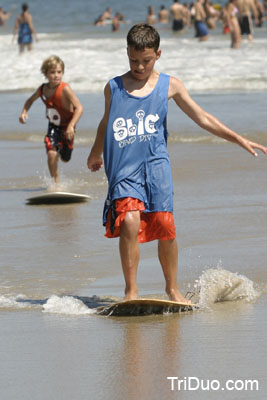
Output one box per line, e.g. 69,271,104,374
42,295,95,315
45,178,71,193
194,268,260,308
0,295,42,310
41,173,96,193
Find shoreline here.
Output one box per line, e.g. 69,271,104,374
2,91,267,138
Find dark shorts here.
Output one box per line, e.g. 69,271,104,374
239,16,252,35
195,21,209,37
172,19,184,31
44,122,73,162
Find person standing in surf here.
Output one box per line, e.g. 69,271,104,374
19,55,83,184
237,0,258,42
13,3,38,53
0,5,16,26
194,0,209,41
87,23,267,303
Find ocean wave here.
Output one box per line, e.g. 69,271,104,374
1,32,267,94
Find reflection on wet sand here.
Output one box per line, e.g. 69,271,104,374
108,315,183,399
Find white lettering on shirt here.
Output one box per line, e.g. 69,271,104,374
113,110,159,144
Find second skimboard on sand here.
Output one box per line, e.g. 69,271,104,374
26,191,91,205
96,298,196,316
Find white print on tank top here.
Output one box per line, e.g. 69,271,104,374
46,108,61,126
113,109,159,148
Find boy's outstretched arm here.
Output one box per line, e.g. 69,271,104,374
63,84,83,141
19,89,40,124
169,76,267,157
87,83,111,172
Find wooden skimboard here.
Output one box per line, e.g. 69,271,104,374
26,191,91,205
97,298,196,316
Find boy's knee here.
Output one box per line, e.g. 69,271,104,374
121,211,140,236
47,148,58,160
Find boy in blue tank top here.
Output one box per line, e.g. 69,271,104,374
87,24,267,303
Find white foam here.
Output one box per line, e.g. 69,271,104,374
42,295,95,315
0,295,37,309
195,268,260,308
1,33,266,94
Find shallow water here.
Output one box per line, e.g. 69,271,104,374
1,97,267,398
0,298,266,400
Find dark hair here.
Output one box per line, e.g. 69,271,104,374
127,23,160,52
22,3,28,12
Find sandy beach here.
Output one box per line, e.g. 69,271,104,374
1,91,267,399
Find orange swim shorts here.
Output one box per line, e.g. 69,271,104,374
105,197,176,243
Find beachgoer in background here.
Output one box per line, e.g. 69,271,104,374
147,6,157,24
169,0,186,32
220,3,231,34
94,15,106,26
13,3,37,53
87,23,267,302
183,3,192,27
19,56,83,184
194,0,209,40
226,0,242,48
112,13,121,32
237,0,258,41
158,5,169,24
101,7,113,22
0,5,16,26
254,0,265,26
95,7,113,26
204,0,219,29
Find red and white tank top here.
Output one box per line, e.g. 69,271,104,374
39,82,73,128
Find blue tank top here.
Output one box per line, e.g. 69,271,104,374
103,73,173,224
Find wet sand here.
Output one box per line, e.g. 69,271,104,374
1,92,267,399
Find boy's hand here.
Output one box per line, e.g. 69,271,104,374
239,137,267,157
87,153,103,172
65,125,75,141
19,112,28,124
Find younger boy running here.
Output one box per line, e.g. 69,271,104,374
87,24,267,303
19,55,83,183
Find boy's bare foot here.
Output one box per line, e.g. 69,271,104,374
167,288,192,304
123,288,138,301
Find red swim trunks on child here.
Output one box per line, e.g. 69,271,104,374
105,197,176,243
44,122,74,162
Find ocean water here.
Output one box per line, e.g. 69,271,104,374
1,2,267,399
1,0,267,93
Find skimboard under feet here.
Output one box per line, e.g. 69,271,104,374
96,298,197,316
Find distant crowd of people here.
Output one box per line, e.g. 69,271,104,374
1,1,266,53
94,1,266,49
146,0,266,47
